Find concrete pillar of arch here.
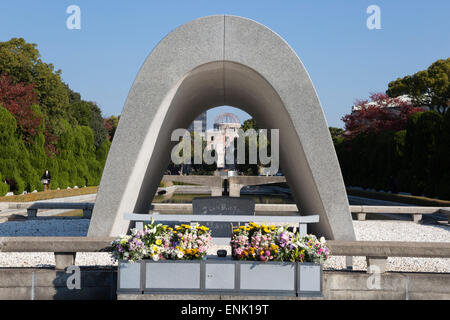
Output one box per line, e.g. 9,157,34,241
88,15,356,242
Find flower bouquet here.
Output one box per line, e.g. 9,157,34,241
111,220,213,263
230,222,330,263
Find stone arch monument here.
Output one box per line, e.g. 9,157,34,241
88,15,356,241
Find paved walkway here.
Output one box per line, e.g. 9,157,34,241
0,194,96,220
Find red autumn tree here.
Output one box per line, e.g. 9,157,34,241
342,92,424,138
0,73,42,143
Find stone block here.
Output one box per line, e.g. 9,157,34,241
366,256,388,273
356,213,366,221
412,214,422,223
54,253,76,270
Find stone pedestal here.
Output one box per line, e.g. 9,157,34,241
366,256,388,274
54,253,76,270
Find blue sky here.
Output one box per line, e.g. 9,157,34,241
0,1,449,128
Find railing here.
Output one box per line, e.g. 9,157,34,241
327,240,450,273
0,236,113,269
26,202,94,219
351,206,450,223
1,237,449,273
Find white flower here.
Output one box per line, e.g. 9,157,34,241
176,250,184,259
152,254,159,261
320,237,326,244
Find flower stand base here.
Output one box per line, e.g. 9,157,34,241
117,261,143,294
117,257,323,297
144,260,203,293
297,262,323,297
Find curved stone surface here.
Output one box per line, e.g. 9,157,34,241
88,15,356,241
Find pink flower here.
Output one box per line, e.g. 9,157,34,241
280,232,289,241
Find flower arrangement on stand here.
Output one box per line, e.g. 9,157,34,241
230,222,330,264
111,220,213,263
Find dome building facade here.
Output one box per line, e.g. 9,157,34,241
206,113,241,169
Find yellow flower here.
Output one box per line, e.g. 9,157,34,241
155,239,162,246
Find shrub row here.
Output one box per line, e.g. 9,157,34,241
0,105,110,195
336,111,450,200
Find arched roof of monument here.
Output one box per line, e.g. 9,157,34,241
89,15,355,242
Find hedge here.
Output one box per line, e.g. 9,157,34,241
336,111,450,200
0,105,110,196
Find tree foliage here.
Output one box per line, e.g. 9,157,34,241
0,73,41,143
0,38,113,196
335,111,450,200
89,102,108,148
342,93,424,138
0,38,70,118
387,58,450,114
104,115,120,141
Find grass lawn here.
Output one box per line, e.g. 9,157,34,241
0,186,98,202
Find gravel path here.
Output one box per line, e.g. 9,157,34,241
0,219,449,272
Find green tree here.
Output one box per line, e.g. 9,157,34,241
387,58,450,114
0,105,38,194
402,111,443,197
434,111,450,199
89,102,108,148
69,101,91,126
329,127,344,145
0,38,70,119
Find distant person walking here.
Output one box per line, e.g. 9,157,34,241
41,170,51,192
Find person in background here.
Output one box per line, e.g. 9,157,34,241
41,169,51,192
